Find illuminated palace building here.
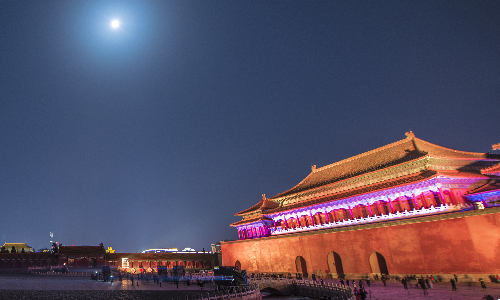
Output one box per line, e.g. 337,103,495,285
222,132,500,278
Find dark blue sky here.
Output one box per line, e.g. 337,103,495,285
1,1,499,253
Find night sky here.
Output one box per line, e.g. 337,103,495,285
1,1,499,253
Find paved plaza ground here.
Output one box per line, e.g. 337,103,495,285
322,279,500,300
0,275,499,300
0,274,222,299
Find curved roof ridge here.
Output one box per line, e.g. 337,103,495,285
236,194,279,216
235,198,264,216
316,134,413,173
412,136,491,158
268,132,499,201
270,133,415,200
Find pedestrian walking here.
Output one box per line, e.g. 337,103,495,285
366,276,370,287
480,278,487,291
402,277,408,290
454,274,458,283
346,279,350,286
340,279,344,286
360,288,367,300
419,278,428,296
450,278,457,291
359,280,364,290
354,288,360,300
382,276,386,286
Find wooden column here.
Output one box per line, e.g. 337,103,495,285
411,193,419,209
366,203,373,216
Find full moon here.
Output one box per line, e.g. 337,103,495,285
111,20,120,28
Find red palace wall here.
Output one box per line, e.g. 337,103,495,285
222,208,500,276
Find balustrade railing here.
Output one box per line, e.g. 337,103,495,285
201,284,261,300
249,277,354,300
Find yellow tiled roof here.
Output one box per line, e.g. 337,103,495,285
270,132,497,199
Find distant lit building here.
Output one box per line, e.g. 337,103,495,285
57,244,107,267
142,248,202,253
1,243,33,253
211,243,221,254
0,243,218,271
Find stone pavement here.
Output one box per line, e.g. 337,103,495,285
339,280,500,300
0,275,224,300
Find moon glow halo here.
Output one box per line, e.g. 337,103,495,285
111,20,120,29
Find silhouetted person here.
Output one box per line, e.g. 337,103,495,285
360,288,367,300
419,278,428,296
450,278,457,291
401,277,408,290
480,278,487,291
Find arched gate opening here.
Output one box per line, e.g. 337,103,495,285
369,252,389,276
295,256,308,278
327,251,345,278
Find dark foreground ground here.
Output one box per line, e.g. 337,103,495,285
0,290,218,300
0,274,223,300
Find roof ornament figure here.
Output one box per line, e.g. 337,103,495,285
405,131,415,138
311,165,317,172
262,194,266,200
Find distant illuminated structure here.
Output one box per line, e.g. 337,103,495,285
223,132,500,278
142,248,207,254
0,245,217,271
1,243,33,253
143,248,180,253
